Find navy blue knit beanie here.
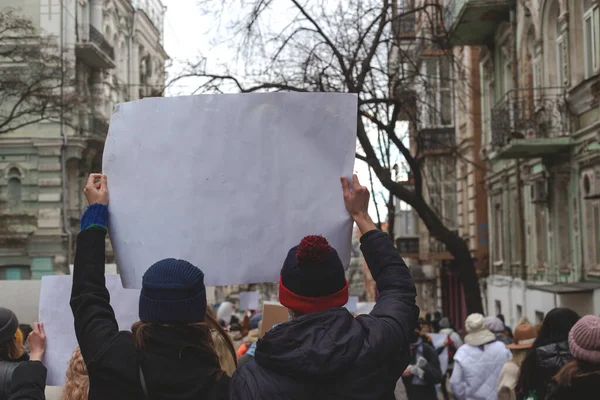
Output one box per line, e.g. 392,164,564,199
139,258,207,324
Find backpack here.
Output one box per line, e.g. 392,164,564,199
0,361,20,400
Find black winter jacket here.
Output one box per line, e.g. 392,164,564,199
70,227,230,400
7,361,46,400
517,341,572,400
0,354,29,400
230,230,419,400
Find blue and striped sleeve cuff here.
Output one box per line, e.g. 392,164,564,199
80,203,108,232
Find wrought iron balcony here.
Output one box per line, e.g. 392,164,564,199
76,25,115,69
445,0,513,46
417,126,456,154
396,237,420,256
490,87,574,159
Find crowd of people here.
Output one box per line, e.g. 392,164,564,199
0,173,599,399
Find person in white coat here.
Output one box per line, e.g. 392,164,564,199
450,313,511,400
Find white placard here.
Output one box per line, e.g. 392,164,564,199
239,291,260,310
39,275,140,386
344,296,359,313
356,302,376,315
103,93,357,288
428,332,449,375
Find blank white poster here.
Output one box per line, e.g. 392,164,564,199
344,296,359,313
239,291,260,310
103,92,357,288
39,275,140,386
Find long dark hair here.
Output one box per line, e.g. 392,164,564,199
131,311,237,380
554,359,600,387
515,308,580,398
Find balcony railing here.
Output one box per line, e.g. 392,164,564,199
490,87,573,159
417,126,456,153
89,26,114,60
396,237,420,255
444,0,513,46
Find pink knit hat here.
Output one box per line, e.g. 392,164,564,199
568,315,600,364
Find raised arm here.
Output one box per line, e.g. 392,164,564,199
341,175,419,356
69,174,119,362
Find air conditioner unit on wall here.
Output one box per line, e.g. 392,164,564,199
531,179,548,204
581,169,600,199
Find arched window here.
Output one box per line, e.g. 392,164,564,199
7,167,22,207
583,0,600,78
541,1,561,87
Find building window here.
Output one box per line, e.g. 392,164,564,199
494,202,503,262
0,266,31,280
7,167,22,208
516,304,523,321
423,57,453,127
495,300,502,316
427,157,457,230
535,205,548,267
584,0,600,78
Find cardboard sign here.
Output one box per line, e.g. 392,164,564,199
103,93,357,288
261,301,289,337
239,291,260,310
344,296,359,313
39,275,140,385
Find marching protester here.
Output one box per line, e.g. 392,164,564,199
438,317,462,400
402,319,442,400
485,316,512,345
0,308,30,397
546,315,600,399
6,322,46,400
515,308,580,400
450,313,511,400
497,321,537,400
229,175,419,399
69,173,234,399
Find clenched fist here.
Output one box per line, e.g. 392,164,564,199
83,173,109,206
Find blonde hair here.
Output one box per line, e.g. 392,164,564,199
63,348,89,400
509,348,529,365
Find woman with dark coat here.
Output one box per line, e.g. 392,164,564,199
0,308,30,399
69,174,235,400
6,322,47,400
546,315,600,400
515,308,580,400
402,321,442,400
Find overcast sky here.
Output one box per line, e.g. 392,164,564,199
161,0,399,222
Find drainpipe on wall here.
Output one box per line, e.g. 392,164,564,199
60,0,74,271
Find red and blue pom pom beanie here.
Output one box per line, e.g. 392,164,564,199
278,235,349,314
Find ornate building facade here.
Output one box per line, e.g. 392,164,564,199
0,0,168,279
447,0,600,325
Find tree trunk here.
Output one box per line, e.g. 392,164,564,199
389,185,484,315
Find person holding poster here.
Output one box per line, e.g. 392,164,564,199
69,174,233,400
229,175,419,399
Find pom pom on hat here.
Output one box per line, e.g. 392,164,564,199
296,235,332,264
